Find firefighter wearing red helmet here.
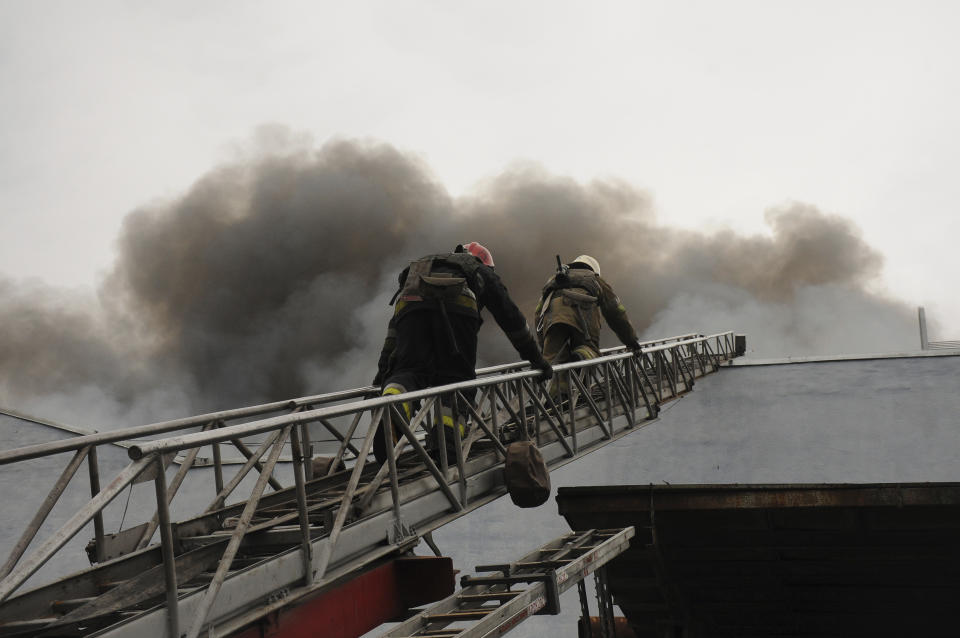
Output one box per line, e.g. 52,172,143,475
373,242,551,463
534,254,640,396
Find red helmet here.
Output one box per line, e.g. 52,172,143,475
462,241,494,267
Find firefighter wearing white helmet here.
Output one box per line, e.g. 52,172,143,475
571,254,601,276
534,254,640,396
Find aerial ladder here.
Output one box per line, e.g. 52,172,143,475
0,332,740,637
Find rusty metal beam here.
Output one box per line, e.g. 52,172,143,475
558,483,960,516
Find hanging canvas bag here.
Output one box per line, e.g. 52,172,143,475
504,440,551,508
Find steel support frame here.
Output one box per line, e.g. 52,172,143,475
0,332,736,634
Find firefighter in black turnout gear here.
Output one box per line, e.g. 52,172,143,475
373,242,552,464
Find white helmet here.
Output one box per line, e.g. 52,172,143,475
571,254,600,276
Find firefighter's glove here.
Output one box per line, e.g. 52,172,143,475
627,340,642,354
531,356,553,381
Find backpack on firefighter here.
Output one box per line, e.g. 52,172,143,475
390,252,484,354
535,255,602,343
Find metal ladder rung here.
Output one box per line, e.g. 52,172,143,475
457,591,521,602
460,574,541,586
425,609,493,621
513,559,573,568
474,562,513,573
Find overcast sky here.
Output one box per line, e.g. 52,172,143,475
2,0,959,335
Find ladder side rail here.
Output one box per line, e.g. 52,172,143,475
468,332,698,379
0,332,722,466
0,380,377,467
126,370,554,461
126,335,730,462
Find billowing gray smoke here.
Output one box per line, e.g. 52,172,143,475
0,135,917,426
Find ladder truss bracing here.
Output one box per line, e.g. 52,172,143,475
0,332,738,637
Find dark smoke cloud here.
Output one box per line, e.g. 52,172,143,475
0,279,126,398
452,167,911,362
104,138,456,407
0,132,917,426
